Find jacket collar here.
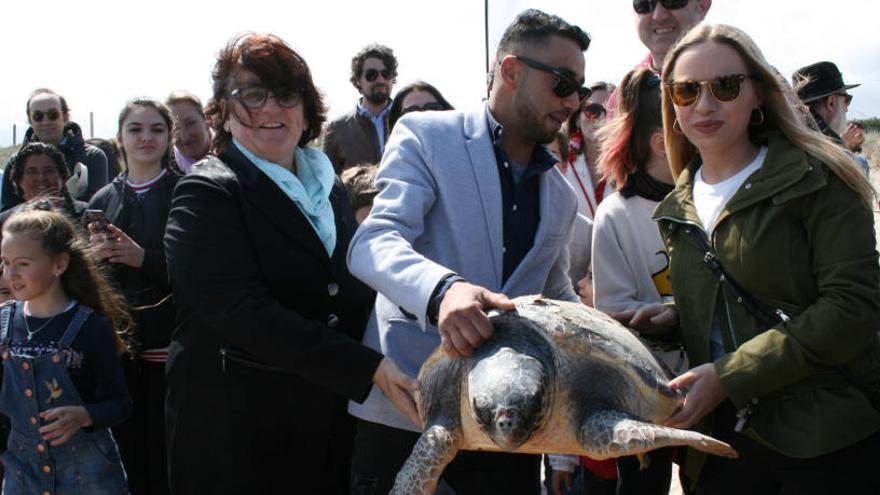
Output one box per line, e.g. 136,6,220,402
654,132,825,226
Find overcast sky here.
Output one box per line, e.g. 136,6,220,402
2,0,878,146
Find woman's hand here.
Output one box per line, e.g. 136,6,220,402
90,223,145,267
611,303,678,336
38,406,93,446
665,363,727,429
373,357,421,428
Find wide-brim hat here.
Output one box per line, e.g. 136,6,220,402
792,61,859,103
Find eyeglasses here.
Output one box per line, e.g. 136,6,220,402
667,74,752,107
402,102,445,115
515,56,591,100
364,68,394,82
231,85,301,109
581,102,606,120
840,93,853,106
31,109,61,122
633,0,689,14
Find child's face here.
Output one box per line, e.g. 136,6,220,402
0,232,66,303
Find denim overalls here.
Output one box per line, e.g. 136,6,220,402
0,303,128,495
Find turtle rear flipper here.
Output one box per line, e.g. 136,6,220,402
391,423,460,495
579,410,738,459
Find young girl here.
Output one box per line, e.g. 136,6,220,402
0,207,132,494
87,98,180,495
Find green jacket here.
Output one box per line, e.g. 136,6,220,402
654,133,880,464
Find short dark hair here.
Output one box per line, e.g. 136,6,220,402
388,81,455,131
496,9,590,58
26,88,70,116
10,142,70,199
341,164,378,213
206,33,327,154
349,44,398,90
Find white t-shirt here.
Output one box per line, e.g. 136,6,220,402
693,146,768,235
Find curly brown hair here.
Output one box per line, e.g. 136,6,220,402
205,33,326,154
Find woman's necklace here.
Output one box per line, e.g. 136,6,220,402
22,302,66,342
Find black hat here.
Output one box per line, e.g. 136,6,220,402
792,61,859,103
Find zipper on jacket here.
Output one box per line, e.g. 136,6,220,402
711,228,740,351
220,348,227,373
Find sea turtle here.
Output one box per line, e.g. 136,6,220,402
392,296,737,494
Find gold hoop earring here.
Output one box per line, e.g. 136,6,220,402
672,119,683,134
750,108,765,126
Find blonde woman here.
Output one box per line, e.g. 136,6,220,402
630,23,880,493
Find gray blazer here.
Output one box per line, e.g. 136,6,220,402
347,104,579,431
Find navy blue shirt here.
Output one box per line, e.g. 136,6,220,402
4,303,132,429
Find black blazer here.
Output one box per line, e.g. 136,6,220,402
163,144,382,492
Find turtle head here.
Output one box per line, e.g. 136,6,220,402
469,347,548,449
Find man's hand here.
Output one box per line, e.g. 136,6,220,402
610,303,678,336
843,122,864,152
437,282,515,358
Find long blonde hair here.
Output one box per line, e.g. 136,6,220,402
660,23,874,205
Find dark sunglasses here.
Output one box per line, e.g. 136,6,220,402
633,0,689,14
31,109,61,122
364,68,394,82
515,56,591,100
231,85,301,109
581,102,606,120
402,102,445,115
667,74,752,107
841,93,853,106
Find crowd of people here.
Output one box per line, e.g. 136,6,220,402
0,2,876,495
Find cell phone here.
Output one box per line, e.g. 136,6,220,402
84,209,110,232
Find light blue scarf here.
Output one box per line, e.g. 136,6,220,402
233,140,337,256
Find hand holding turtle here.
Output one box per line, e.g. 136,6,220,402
611,303,678,336
438,281,515,358
373,357,422,428
38,405,93,446
665,363,727,429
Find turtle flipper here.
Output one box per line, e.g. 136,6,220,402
391,424,459,495
578,410,737,459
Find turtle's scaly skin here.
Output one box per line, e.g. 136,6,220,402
391,296,737,495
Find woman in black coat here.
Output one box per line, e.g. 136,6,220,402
163,33,418,495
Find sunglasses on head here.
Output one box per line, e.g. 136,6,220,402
364,68,393,82
402,102,445,115
231,85,301,109
515,56,591,101
633,0,689,14
31,109,61,122
667,74,753,107
581,102,606,120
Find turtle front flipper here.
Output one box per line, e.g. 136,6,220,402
578,410,737,459
391,423,460,495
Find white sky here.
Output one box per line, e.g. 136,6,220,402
2,0,878,146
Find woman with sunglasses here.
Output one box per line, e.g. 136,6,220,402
387,80,454,132
632,24,880,494
86,97,181,494
562,81,613,221
163,33,418,494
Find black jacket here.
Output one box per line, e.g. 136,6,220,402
163,145,382,493
88,170,180,351
2,123,109,209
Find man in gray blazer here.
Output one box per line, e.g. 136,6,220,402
346,9,591,494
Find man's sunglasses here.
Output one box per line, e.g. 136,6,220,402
582,102,606,120
402,102,445,115
667,74,753,107
840,93,853,106
633,0,689,15
364,68,394,82
231,85,301,109
31,109,61,122
515,56,591,100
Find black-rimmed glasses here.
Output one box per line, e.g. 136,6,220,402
633,0,689,14
364,68,394,82
515,56,591,100
231,85,301,109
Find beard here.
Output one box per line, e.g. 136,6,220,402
364,85,391,105
514,93,564,144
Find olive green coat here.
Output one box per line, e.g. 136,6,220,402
654,133,880,465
